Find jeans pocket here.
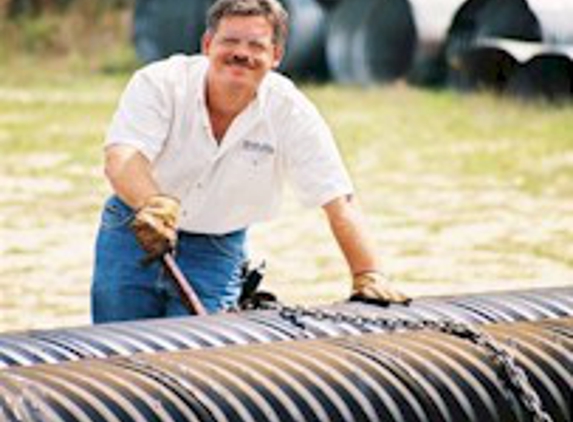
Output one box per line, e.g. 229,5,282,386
100,197,135,231
207,231,246,260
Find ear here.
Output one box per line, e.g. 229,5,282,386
201,31,213,55
271,44,284,69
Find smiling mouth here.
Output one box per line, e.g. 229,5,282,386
225,56,256,70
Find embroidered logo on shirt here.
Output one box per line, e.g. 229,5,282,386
242,140,275,155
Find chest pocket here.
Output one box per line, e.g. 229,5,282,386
236,139,276,173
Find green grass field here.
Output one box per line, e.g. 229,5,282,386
1,10,572,331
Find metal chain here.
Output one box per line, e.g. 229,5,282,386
257,301,553,422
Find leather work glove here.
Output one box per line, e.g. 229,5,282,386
131,194,180,263
351,271,412,306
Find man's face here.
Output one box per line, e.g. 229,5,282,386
203,15,283,92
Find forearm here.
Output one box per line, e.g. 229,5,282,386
104,145,160,209
323,195,380,275
324,196,411,304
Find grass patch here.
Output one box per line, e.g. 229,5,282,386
304,84,573,196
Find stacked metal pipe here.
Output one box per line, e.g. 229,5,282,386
0,316,571,421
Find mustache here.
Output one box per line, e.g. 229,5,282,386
225,55,256,69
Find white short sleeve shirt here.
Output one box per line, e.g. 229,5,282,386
106,55,353,234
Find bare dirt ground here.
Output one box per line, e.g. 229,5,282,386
1,153,572,333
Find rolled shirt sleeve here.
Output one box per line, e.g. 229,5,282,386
105,64,173,162
283,103,354,208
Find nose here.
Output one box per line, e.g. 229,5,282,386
229,48,256,68
230,39,252,57
232,53,250,64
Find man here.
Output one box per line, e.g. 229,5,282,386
91,0,410,323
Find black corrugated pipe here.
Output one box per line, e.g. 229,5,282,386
326,0,415,84
447,40,520,92
446,0,540,68
447,0,573,92
449,38,573,98
504,43,573,100
133,0,211,63
278,0,330,79
325,0,467,85
1,287,572,369
0,317,571,421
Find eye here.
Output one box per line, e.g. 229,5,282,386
220,37,240,47
248,41,266,53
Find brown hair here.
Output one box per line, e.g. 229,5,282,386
206,0,289,47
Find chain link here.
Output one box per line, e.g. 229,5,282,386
257,301,553,422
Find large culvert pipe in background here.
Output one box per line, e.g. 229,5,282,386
1,287,572,369
325,0,371,83
507,50,573,100
447,41,520,91
0,317,571,421
279,0,330,79
455,38,573,98
446,0,541,66
133,0,211,63
447,0,573,92
326,0,467,85
326,0,415,84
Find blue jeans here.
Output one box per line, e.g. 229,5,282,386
91,196,247,323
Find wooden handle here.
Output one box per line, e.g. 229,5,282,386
162,253,208,316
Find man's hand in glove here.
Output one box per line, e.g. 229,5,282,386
351,271,411,306
131,194,180,262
